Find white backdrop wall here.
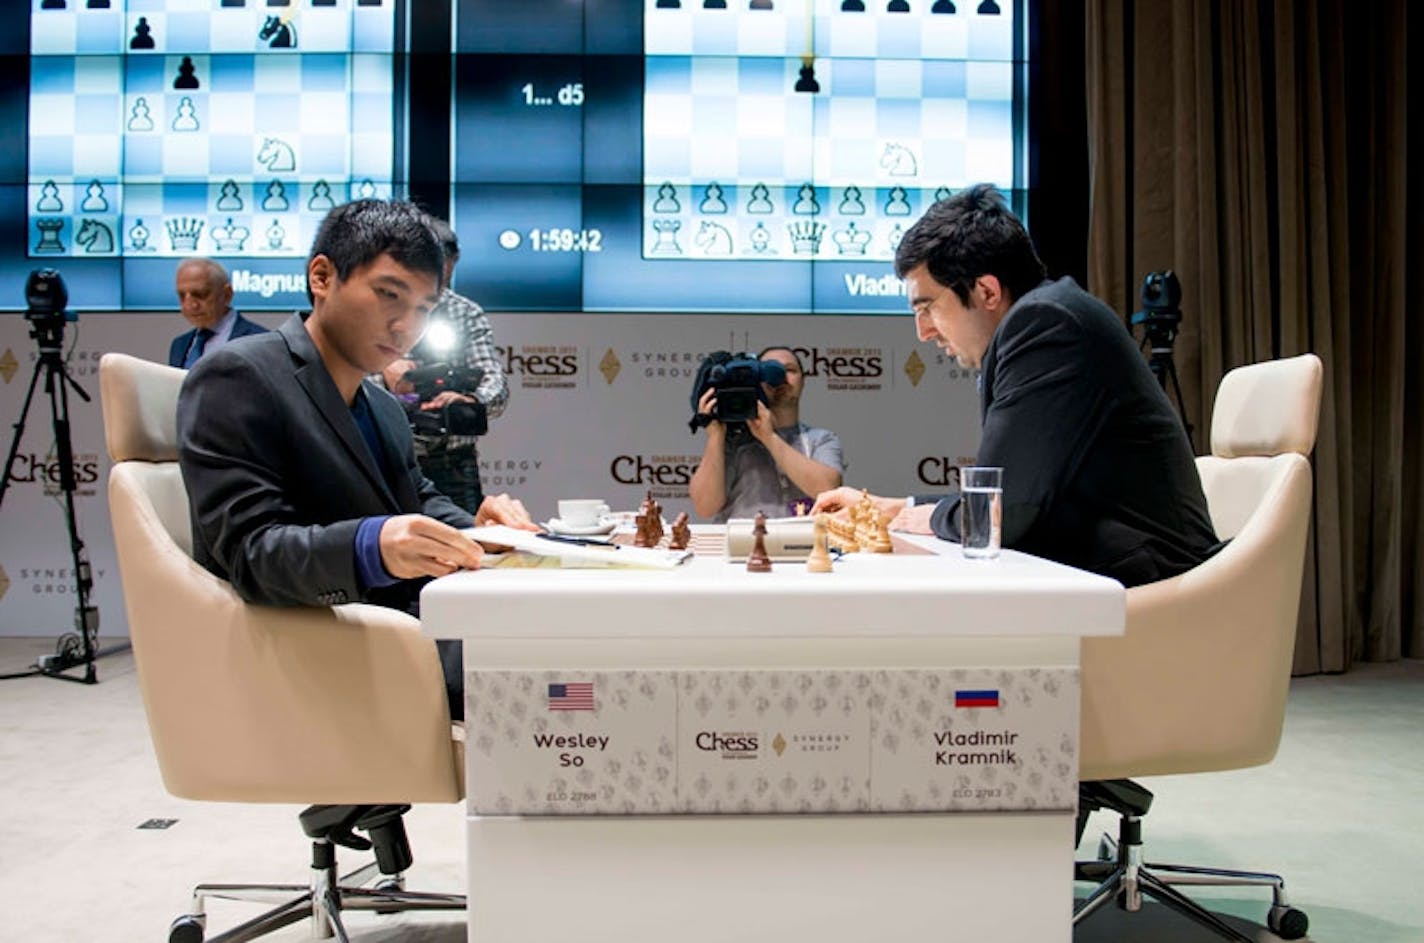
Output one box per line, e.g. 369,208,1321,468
0,310,981,638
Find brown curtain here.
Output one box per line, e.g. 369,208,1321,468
1083,0,1421,671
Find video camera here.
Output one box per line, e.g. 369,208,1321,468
689,351,788,432
1129,270,1182,349
24,269,78,347
401,363,487,438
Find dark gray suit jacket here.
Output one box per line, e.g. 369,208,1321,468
177,313,474,612
167,312,268,368
927,277,1220,587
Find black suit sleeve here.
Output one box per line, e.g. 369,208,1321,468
178,351,365,607
929,301,1112,547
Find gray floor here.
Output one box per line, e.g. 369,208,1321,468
1,638,1420,943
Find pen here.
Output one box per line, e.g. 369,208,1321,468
536,532,620,550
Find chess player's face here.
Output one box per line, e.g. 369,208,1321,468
175,263,233,331
906,264,1002,371
759,348,804,409
308,252,440,380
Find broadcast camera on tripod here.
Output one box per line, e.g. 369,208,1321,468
0,269,126,684
1129,270,1193,439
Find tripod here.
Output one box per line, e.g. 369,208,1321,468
1142,332,1194,441
0,315,126,684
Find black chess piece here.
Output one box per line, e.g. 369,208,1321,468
41,0,66,7
795,63,820,93
977,0,1001,12
841,0,866,8
888,0,911,11
932,0,956,11
750,0,774,7
656,0,681,6
174,56,199,90
87,0,111,7
703,0,727,7
267,0,291,6
220,1,246,7
130,16,155,49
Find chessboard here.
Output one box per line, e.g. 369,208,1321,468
26,0,396,261
641,0,1017,263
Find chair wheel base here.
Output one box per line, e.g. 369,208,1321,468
169,914,205,943
1268,904,1309,939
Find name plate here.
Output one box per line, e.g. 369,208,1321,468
466,667,1078,815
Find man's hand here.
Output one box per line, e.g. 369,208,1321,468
697,388,724,437
746,401,776,445
379,514,482,579
420,390,477,411
889,504,936,534
475,492,539,531
811,486,907,523
382,358,417,396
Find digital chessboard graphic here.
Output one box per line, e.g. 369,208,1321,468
642,0,1017,263
27,0,396,261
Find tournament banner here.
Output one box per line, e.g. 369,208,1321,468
465,667,1079,816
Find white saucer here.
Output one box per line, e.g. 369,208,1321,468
545,517,616,536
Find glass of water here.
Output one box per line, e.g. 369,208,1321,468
959,466,1003,559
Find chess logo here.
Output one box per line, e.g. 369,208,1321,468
610,454,699,498
695,731,759,759
166,217,204,252
499,346,579,390
916,457,966,488
793,347,884,392
0,349,18,384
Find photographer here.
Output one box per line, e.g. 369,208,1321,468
688,346,844,521
380,217,508,514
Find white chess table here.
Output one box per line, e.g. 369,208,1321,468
421,529,1124,943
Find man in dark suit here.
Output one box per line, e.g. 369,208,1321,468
814,185,1219,588
177,200,535,716
167,258,267,368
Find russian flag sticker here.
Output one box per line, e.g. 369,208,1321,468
954,689,1000,708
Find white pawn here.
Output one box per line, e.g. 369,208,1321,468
171,96,199,132
128,96,154,132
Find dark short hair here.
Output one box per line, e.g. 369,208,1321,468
306,199,445,303
893,184,1047,306
757,346,804,371
425,215,460,264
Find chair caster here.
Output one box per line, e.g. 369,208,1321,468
168,914,205,943
1268,904,1309,939
374,876,405,915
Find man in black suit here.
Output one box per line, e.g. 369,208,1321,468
167,258,267,368
815,185,1219,588
177,200,535,716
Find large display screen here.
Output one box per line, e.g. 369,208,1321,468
4,0,401,311
452,0,1027,313
0,0,1029,313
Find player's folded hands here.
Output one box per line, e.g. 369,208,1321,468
379,514,483,580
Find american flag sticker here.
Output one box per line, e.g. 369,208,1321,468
547,682,595,711
954,689,1000,708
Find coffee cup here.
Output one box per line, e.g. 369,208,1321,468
557,499,610,527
